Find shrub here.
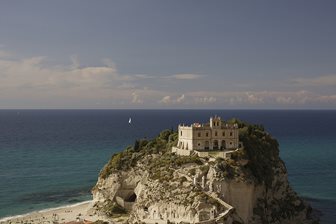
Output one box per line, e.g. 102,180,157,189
179,176,188,184
240,123,280,187
188,168,196,175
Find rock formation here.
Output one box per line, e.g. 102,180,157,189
91,120,319,224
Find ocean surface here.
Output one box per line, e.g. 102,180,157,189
0,110,335,223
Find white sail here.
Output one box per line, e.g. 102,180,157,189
129,117,132,124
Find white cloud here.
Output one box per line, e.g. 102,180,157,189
70,55,80,69
245,92,264,104
0,51,335,109
316,95,336,102
131,92,143,104
0,55,129,91
128,73,202,80
176,94,185,103
194,96,217,104
159,94,186,104
294,75,336,86
159,96,172,104
168,73,202,80
133,74,155,79
0,54,149,108
186,90,336,106
276,96,295,104
0,50,11,58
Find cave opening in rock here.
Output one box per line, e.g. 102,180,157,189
126,192,137,202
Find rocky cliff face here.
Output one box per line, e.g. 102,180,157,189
91,122,319,224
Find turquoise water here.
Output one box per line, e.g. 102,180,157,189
0,110,335,223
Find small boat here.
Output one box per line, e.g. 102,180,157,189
129,117,132,124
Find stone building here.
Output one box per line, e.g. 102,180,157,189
172,116,240,157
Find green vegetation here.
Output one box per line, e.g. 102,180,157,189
95,118,317,224
216,160,237,179
239,122,280,187
100,129,179,179
100,118,282,189
253,193,308,224
148,153,202,181
212,119,281,187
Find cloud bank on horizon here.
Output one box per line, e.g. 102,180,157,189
0,1,336,109
0,51,335,109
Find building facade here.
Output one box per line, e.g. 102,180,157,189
172,116,239,156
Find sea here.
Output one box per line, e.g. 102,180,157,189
0,110,335,223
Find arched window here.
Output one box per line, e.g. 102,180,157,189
205,141,209,150
213,140,219,150
221,140,226,150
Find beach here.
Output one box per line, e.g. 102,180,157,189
0,201,105,224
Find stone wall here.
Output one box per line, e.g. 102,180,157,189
172,147,191,156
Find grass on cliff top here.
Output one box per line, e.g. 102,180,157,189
100,119,282,188
99,129,180,179
227,118,280,187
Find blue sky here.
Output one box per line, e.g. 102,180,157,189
0,0,336,109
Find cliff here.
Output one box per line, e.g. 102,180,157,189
90,120,319,224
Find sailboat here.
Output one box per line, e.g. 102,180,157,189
129,117,132,124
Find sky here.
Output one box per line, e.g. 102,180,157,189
0,0,336,109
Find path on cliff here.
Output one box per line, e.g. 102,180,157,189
173,168,234,222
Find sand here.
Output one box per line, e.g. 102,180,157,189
0,201,106,224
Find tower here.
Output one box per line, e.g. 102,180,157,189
210,116,221,128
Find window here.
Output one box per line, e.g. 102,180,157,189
206,132,209,137
222,132,225,137
215,131,217,136
198,143,201,146
230,132,233,137
181,131,182,136
205,141,209,150
198,132,201,137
